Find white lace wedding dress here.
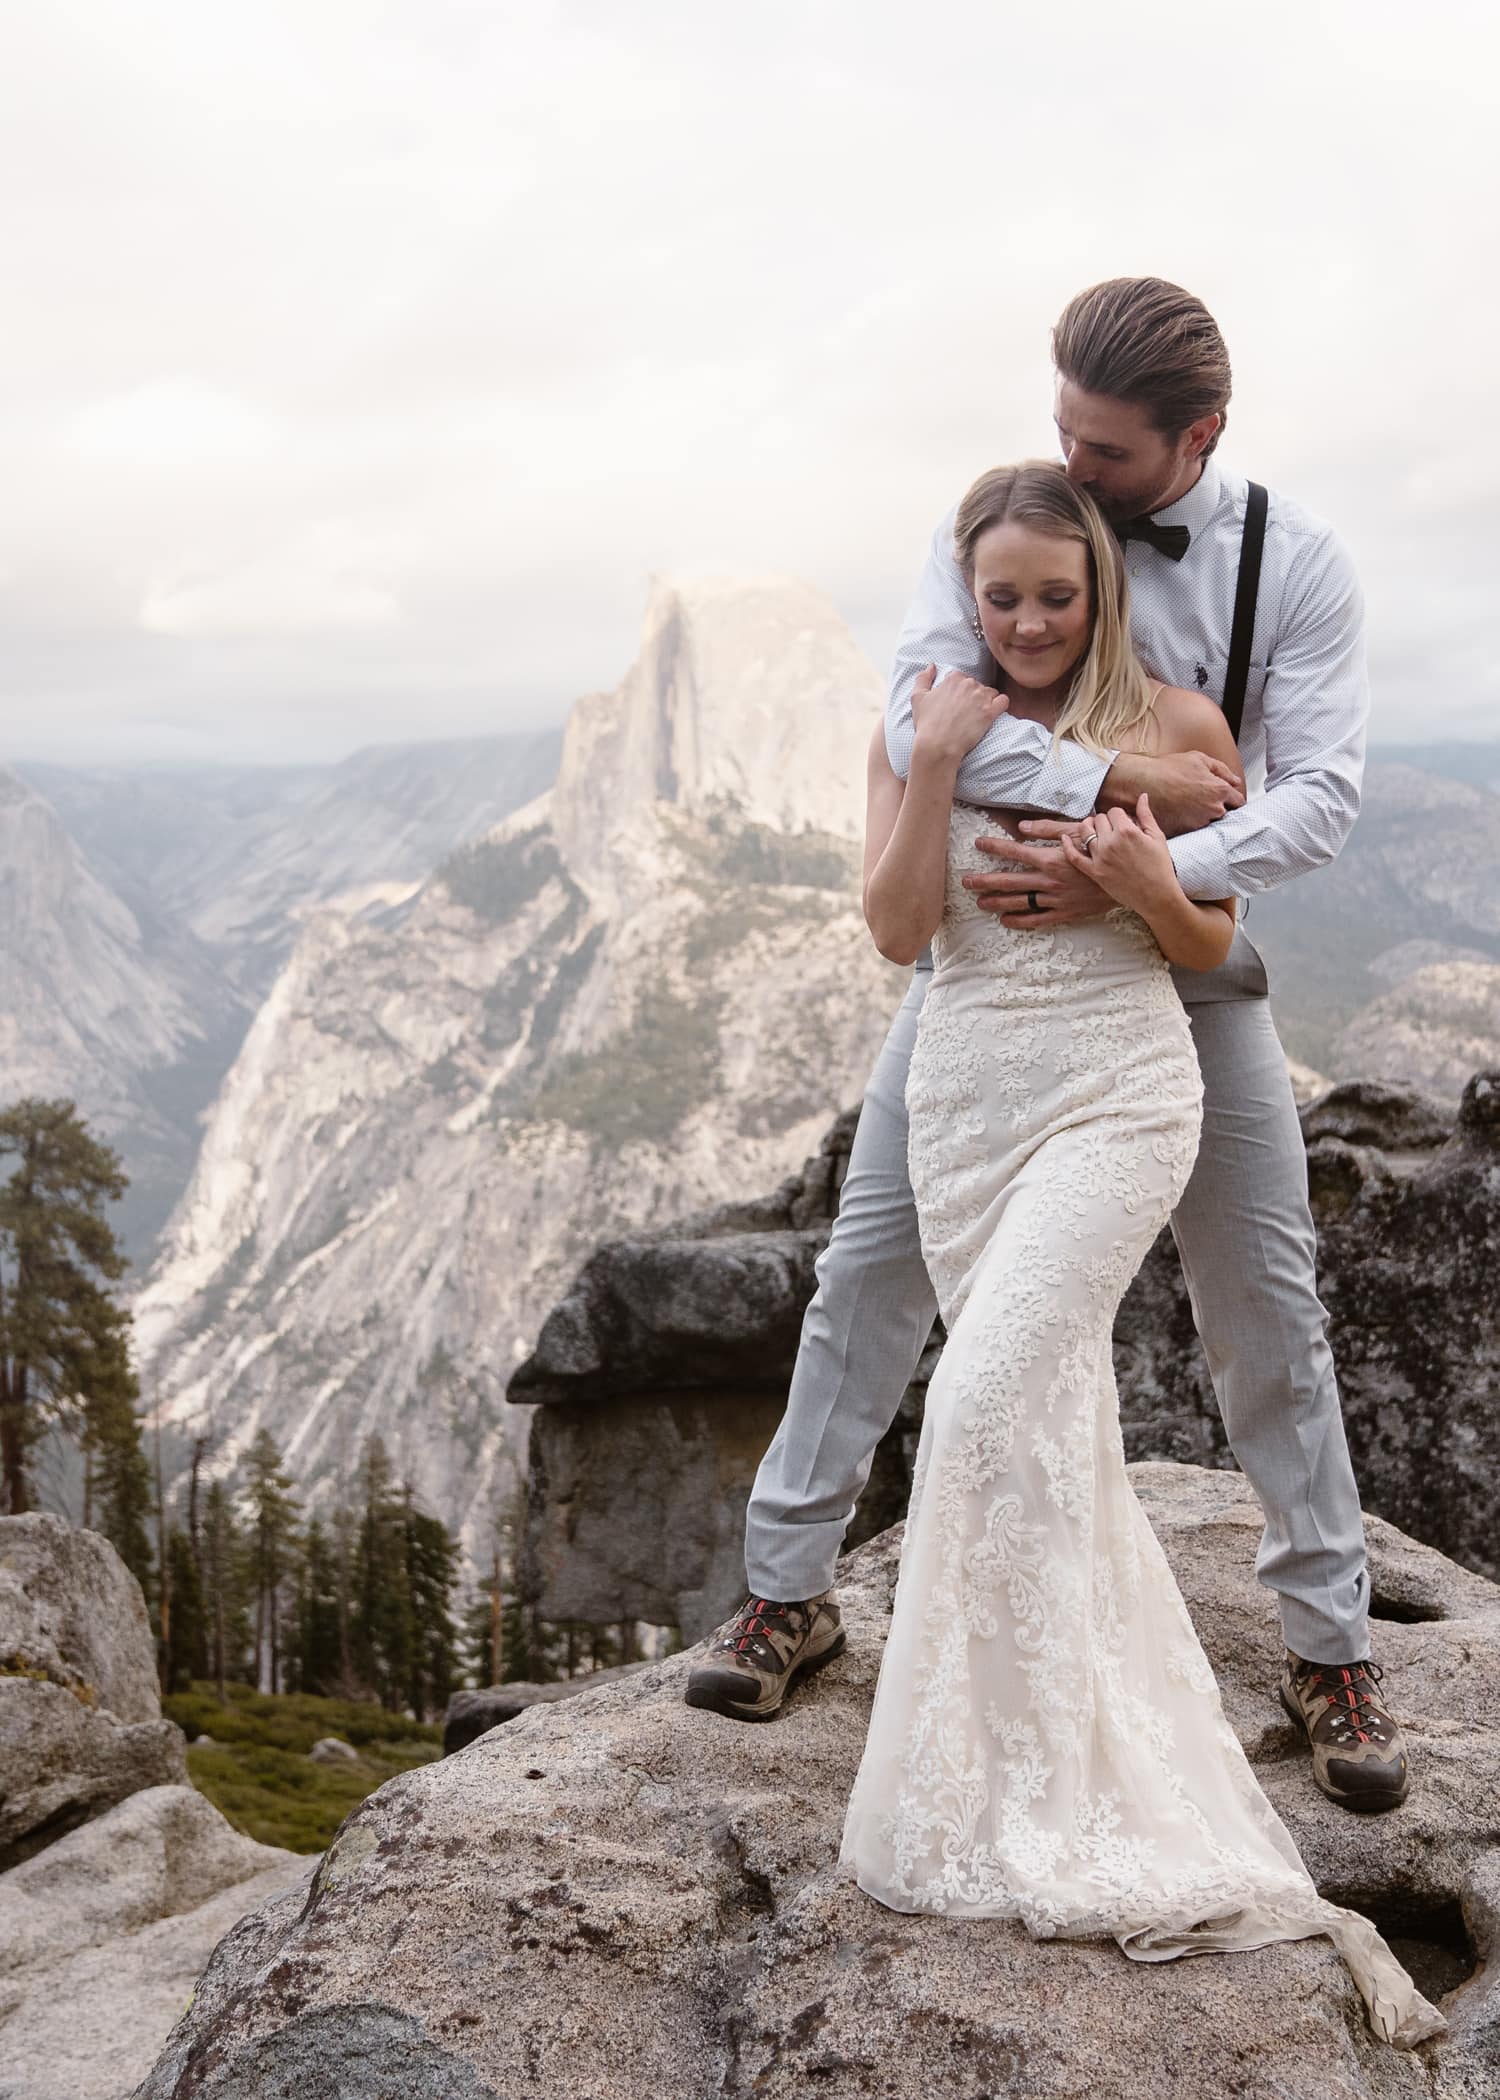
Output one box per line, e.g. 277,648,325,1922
839,805,1444,2047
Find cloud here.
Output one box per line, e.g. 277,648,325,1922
67,379,277,468
141,554,400,638
0,1,1496,763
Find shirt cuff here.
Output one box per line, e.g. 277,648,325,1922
1024,740,1113,820
1169,824,1233,901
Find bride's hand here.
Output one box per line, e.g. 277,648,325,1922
1060,794,1179,912
909,665,1008,764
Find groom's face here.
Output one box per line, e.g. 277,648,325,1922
1053,379,1199,521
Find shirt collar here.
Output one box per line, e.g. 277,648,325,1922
1151,455,1224,538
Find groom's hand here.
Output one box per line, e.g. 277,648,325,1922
963,831,1107,928
1100,751,1244,835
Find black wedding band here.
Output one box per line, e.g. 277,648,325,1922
1027,890,1041,914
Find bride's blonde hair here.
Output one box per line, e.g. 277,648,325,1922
953,461,1157,757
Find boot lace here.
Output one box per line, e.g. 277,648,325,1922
1297,1658,1392,1748
718,1596,804,1669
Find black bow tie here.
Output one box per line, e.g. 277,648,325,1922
1114,516,1190,562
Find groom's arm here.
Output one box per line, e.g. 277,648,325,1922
1119,526,1368,901
885,507,1114,817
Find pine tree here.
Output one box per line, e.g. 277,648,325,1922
85,1369,154,1590
501,1591,575,1685
403,1495,461,1721
587,1622,627,1672
290,1515,344,1697
0,1099,142,1534
242,1429,301,1693
201,1478,251,1697
162,1524,208,1692
350,1438,414,1709
460,1488,576,1686
460,1583,499,1688
330,1501,358,1694
460,1536,509,1689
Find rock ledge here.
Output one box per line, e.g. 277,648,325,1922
138,1466,1498,2100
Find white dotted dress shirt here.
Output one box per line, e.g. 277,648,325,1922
883,457,1368,900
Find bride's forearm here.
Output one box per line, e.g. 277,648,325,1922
1137,886,1235,971
864,743,960,966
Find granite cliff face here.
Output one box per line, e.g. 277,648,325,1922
133,578,904,1554
512,1072,1500,1637
136,1467,1499,2099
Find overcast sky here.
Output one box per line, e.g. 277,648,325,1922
3,2,1495,765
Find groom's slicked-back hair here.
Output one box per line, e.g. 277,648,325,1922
1053,278,1231,456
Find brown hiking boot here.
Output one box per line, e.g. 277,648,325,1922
1279,1652,1410,1812
684,1591,845,1722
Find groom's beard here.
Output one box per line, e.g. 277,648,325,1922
1074,452,1203,524
1077,475,1176,524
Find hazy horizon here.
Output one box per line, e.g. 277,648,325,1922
10,721,1500,785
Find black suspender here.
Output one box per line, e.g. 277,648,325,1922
1222,481,1267,745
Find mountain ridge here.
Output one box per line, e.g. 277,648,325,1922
0,766,247,1253
5,735,563,1258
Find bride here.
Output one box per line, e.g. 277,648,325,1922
840,460,1443,2048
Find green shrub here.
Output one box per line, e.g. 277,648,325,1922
164,1681,442,1853
163,1681,442,1752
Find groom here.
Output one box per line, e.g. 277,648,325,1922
685,276,1411,1814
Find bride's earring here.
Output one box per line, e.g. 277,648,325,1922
970,612,983,640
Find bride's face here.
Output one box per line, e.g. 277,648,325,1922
972,523,1092,691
